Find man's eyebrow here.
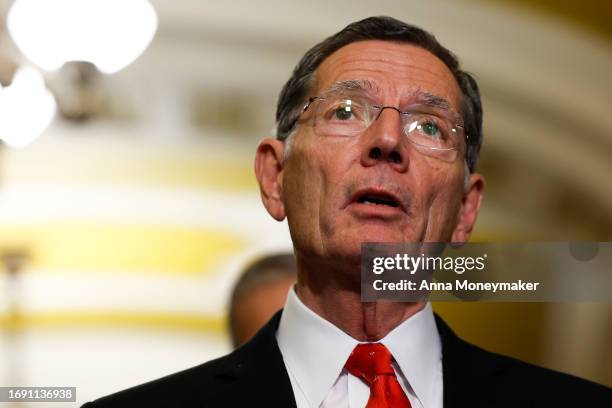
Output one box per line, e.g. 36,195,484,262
325,79,381,95
417,91,452,110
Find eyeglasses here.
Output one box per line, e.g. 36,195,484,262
298,92,467,162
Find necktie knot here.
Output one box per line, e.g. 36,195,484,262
344,343,412,408
345,343,396,385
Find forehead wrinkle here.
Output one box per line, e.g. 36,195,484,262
324,79,381,97
316,41,462,109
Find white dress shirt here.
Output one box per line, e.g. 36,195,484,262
276,287,443,408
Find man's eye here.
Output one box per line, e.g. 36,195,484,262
418,121,441,138
334,106,354,121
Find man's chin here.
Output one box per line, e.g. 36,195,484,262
326,237,400,262
324,245,361,265
322,223,421,263
345,229,413,245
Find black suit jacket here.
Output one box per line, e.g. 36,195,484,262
83,311,611,407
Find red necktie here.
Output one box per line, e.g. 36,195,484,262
344,343,412,408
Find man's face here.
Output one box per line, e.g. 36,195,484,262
257,40,483,264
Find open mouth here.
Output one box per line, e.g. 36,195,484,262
355,192,400,208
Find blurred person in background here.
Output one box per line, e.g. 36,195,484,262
83,16,611,407
228,253,297,347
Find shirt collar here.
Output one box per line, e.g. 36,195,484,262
276,287,441,408
277,287,358,408
380,302,442,408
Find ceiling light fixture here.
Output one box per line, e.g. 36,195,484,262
7,0,158,74
0,67,56,148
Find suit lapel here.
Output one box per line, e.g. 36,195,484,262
436,315,472,408
217,311,297,407
435,314,506,408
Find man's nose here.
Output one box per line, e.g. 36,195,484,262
360,106,409,172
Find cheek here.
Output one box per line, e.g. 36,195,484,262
417,162,464,229
284,154,318,217
282,137,355,249
286,138,350,207
282,142,327,245
430,184,463,220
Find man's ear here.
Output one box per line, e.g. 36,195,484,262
254,138,287,221
451,172,485,243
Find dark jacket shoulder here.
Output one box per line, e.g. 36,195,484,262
82,356,231,407
83,312,295,407
435,315,611,407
